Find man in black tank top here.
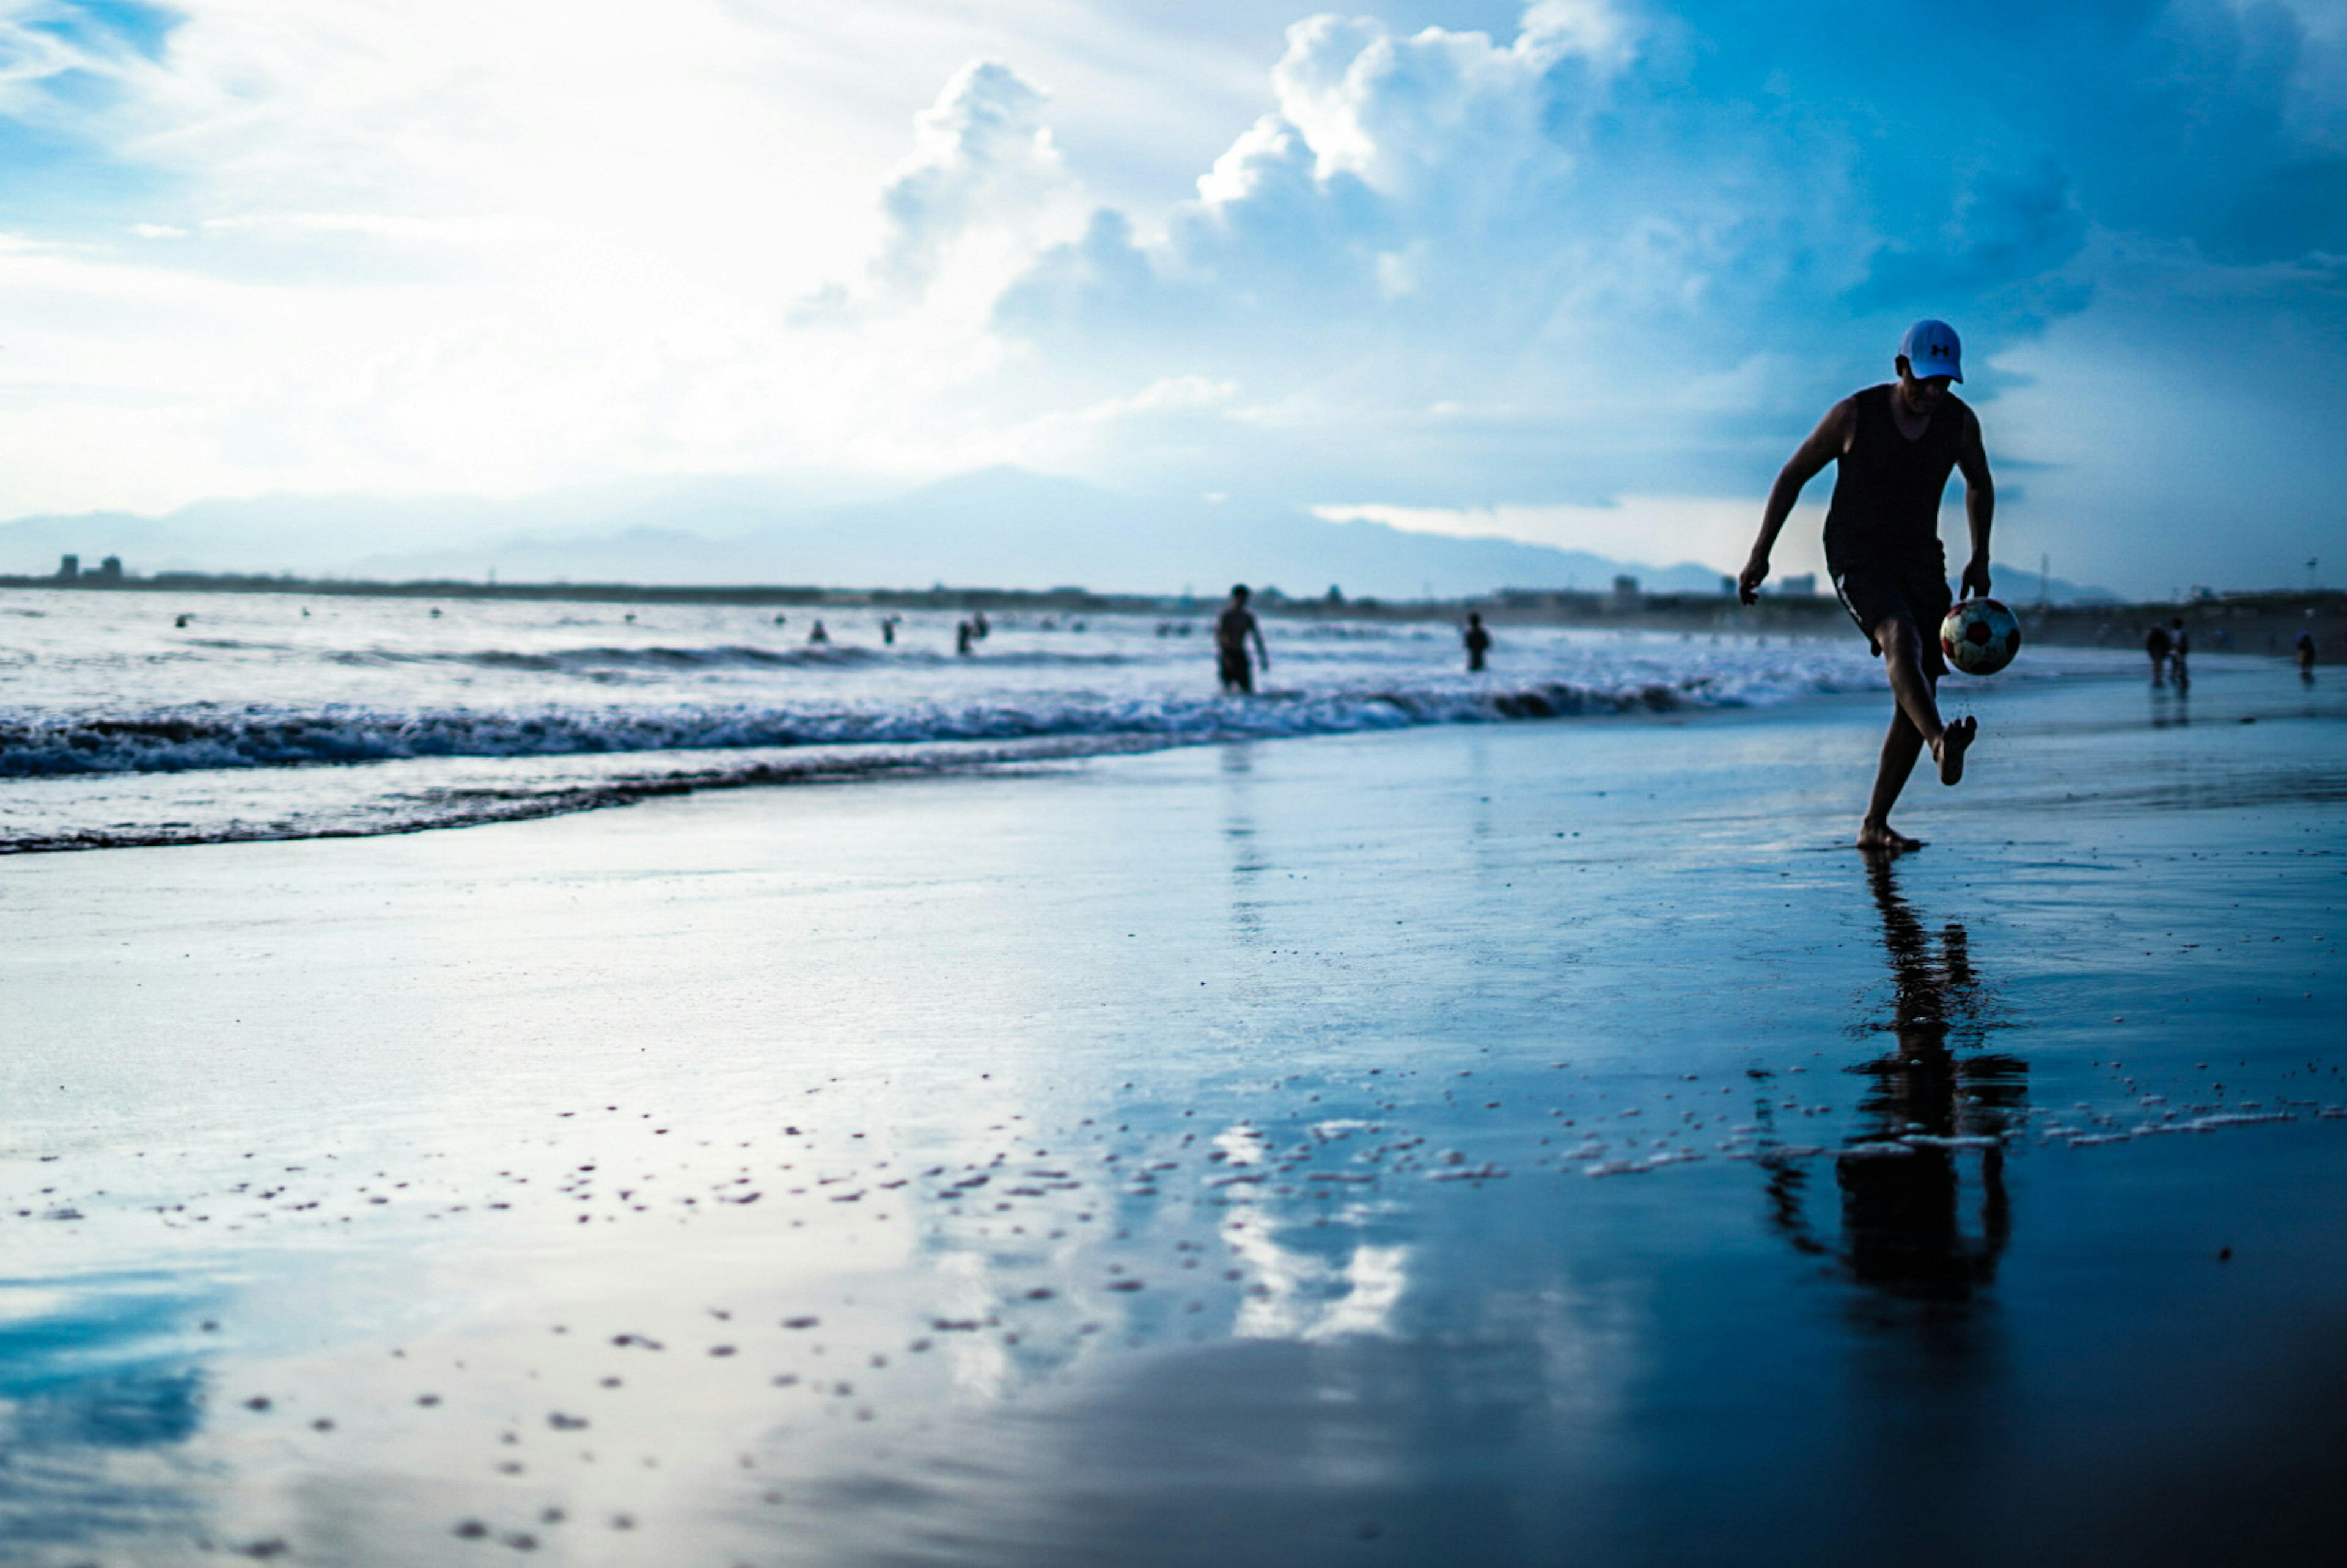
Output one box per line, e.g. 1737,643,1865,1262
1737,319,1996,854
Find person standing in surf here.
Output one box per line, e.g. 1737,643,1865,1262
1739,319,1996,854
1216,584,1269,694
1463,611,1493,672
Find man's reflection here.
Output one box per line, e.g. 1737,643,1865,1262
1219,742,1267,945
1770,856,2026,1315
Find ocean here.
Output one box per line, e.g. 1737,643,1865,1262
0,586,2042,852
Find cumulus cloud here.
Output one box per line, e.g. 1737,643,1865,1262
871,59,1074,293
985,1,2347,586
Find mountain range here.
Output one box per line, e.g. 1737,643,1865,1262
0,467,2118,603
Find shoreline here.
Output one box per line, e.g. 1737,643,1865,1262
0,645,2244,857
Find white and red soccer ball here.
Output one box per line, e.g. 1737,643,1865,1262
1941,596,2022,676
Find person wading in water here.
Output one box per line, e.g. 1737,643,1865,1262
1739,319,1996,854
1216,584,1269,694
1463,611,1493,672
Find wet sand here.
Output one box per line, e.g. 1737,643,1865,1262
2,658,2344,1566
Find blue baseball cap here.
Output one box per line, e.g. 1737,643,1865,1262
1899,318,1963,382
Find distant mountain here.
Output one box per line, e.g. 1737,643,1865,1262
0,466,2110,603
1985,563,2121,607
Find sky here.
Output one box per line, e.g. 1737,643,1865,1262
1,0,2343,595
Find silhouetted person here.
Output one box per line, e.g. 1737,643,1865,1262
2299,629,2319,680
881,615,896,646
1740,320,1994,854
2168,616,2189,690
2145,621,2172,685
1216,584,1269,694
808,619,829,645
1463,612,1492,672
774,613,787,627
971,610,990,640
955,620,975,657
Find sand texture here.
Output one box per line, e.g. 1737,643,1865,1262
2,658,2343,1566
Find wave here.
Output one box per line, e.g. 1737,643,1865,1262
0,739,1126,855
0,676,1737,780
325,643,1148,673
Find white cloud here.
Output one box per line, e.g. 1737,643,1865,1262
871,59,1078,294
0,1,1262,510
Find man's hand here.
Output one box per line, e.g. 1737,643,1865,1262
1737,554,1771,606
1960,557,1992,599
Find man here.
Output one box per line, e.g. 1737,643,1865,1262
2145,621,2172,685
1739,319,1994,854
1216,584,1269,694
1463,610,1493,672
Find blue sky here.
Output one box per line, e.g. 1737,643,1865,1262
1,0,2342,593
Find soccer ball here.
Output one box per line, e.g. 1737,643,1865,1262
1941,596,2022,676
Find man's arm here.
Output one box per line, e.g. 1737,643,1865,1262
1740,399,1852,604
1955,406,1994,599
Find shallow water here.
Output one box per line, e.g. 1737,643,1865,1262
1,661,2342,1565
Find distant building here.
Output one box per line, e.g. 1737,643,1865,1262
1612,574,1640,595
1719,574,1737,597
94,555,124,582
1776,572,1818,597
57,554,79,580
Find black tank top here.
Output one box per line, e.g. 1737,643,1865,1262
1822,384,1966,571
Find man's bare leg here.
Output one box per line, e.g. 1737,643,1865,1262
1859,708,1927,852
1858,617,1977,850
1876,617,1974,785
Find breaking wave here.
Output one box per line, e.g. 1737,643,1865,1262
0,678,1711,779
327,643,1147,673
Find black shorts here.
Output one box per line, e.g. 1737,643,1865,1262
1832,559,1953,678
1218,648,1253,692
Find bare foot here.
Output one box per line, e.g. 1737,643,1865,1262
1931,715,1977,786
1857,821,1924,854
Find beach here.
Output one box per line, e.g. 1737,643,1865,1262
3,654,2343,1566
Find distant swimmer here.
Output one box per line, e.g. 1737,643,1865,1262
1463,610,1493,672
2144,621,2172,685
2299,629,2319,678
881,615,897,646
2168,616,2190,690
956,619,975,657
808,619,829,645
1216,584,1269,694
1740,318,1995,854
174,613,191,628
